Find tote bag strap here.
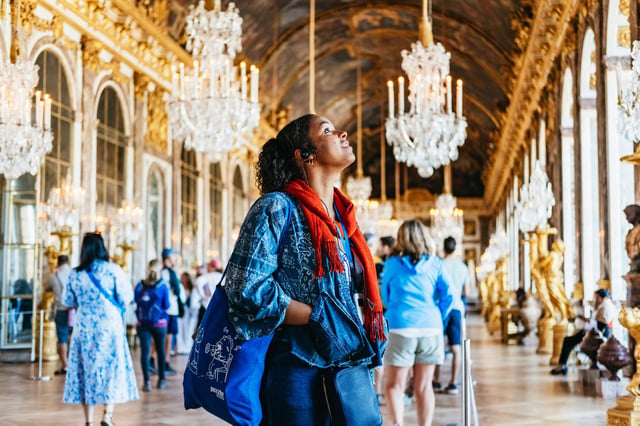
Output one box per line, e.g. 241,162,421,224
87,270,126,316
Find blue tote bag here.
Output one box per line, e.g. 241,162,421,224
183,284,274,425
184,194,293,425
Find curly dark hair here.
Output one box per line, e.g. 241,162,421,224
255,114,316,194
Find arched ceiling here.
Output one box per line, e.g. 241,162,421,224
172,0,525,199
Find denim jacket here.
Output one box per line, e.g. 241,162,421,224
225,192,377,368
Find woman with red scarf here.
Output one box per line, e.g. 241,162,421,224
225,114,386,425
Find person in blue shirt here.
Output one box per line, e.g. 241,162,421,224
224,113,386,426
433,236,469,395
134,259,170,392
382,220,453,426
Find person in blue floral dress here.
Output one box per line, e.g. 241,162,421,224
63,233,138,426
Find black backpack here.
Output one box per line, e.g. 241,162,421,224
136,283,165,326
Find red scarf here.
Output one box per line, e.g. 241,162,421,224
284,179,386,342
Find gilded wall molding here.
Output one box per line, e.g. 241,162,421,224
145,88,168,153
483,0,580,212
34,0,192,90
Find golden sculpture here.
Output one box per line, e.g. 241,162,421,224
619,306,640,396
540,239,574,323
487,257,510,335
529,232,555,321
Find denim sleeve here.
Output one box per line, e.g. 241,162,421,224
225,193,292,339
436,261,454,324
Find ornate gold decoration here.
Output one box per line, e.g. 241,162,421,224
136,0,169,26
146,88,169,153
619,306,640,395
81,37,103,74
31,0,192,90
484,0,581,211
620,0,630,17
618,26,631,49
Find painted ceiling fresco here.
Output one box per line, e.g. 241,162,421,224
169,0,524,199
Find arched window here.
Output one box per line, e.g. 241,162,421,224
181,147,198,265
209,163,223,258
36,50,73,202
96,87,126,252
146,169,164,263
579,29,600,298
232,166,245,239
605,0,633,300
561,68,577,297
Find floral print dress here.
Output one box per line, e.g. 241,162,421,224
63,260,139,405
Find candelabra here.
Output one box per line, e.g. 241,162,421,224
429,193,463,253
385,0,467,178
41,172,84,272
0,3,53,179
113,201,143,272
516,161,555,234
166,0,260,162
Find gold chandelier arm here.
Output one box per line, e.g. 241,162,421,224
10,0,21,63
356,52,363,178
420,0,434,47
309,0,315,113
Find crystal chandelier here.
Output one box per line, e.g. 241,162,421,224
618,40,640,143
116,201,144,248
42,171,84,231
0,3,53,180
429,193,463,249
516,160,555,233
385,0,467,178
166,0,260,162
346,57,393,235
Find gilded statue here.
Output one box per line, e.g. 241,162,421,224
618,306,640,395
486,270,502,333
540,239,574,322
624,204,640,273
530,232,555,320
479,277,489,319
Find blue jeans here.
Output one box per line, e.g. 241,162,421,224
261,339,330,426
137,325,167,382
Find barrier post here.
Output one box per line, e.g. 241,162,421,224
29,310,51,381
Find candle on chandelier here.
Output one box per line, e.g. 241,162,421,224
616,63,623,102
434,73,441,108
387,80,394,119
446,76,452,115
171,65,177,97
209,59,215,98
179,63,185,100
250,65,259,103
415,73,422,114
44,95,51,130
35,91,42,128
241,61,247,100
193,60,200,98
398,76,404,115
456,79,463,118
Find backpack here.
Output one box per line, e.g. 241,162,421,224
136,283,165,326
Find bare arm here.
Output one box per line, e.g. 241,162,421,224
283,299,312,325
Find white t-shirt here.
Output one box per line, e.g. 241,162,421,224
194,271,223,309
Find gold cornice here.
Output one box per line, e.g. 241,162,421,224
35,0,193,89
483,0,580,212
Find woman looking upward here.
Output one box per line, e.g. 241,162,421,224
223,114,386,425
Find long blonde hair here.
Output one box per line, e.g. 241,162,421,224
146,259,162,285
390,219,434,263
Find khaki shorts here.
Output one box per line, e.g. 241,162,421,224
383,333,445,367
